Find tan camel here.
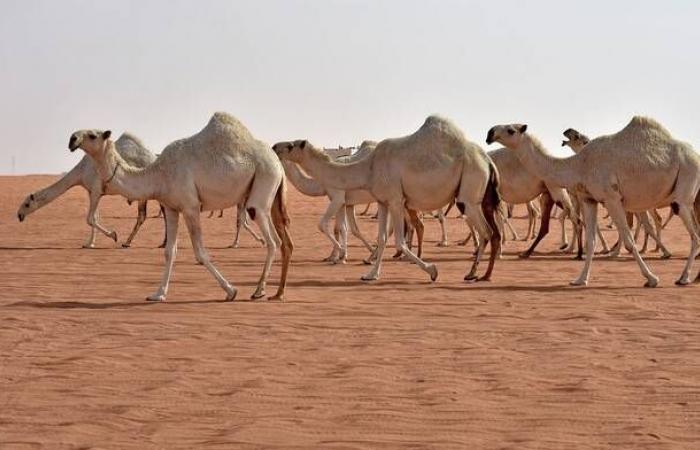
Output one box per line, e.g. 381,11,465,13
273,115,501,282
487,117,700,287
562,128,671,258
17,133,165,248
69,112,292,301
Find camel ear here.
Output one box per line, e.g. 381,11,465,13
519,124,528,133
299,140,307,149
102,130,112,140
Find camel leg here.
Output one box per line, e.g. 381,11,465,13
638,211,671,258
606,201,659,287
520,193,554,258
269,199,293,301
674,204,700,285
662,208,674,229
359,203,372,216
183,209,238,300
346,205,374,254
84,219,97,249
502,211,519,241
207,210,214,218
249,209,282,299
387,203,437,280
570,201,598,286
157,205,167,249
462,202,494,281
84,190,117,247
122,200,148,248
436,209,449,247
147,207,180,302
230,205,245,248
362,204,389,281
595,223,610,254
407,209,424,259
650,209,664,253
218,209,224,218
319,196,346,264
335,207,349,261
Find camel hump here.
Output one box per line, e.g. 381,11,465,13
419,115,467,140
116,132,147,149
626,116,672,138
207,112,255,141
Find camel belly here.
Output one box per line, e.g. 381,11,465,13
195,166,256,211
402,170,461,211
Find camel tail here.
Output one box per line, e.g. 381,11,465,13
271,178,293,300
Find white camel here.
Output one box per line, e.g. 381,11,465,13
17,133,165,248
69,112,293,301
487,117,700,287
561,127,671,259
273,115,502,282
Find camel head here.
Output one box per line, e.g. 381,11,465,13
272,140,309,163
16,192,38,222
561,128,590,153
485,124,528,149
68,129,112,157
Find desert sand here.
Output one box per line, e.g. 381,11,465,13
1,175,699,449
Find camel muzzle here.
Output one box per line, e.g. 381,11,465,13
561,140,569,147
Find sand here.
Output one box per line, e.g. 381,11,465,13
1,175,699,449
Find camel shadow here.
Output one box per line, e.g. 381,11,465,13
7,298,235,310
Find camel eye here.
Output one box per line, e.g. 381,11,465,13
88,133,96,140
24,203,29,207
287,144,293,150
507,128,515,135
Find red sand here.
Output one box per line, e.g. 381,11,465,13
1,175,699,449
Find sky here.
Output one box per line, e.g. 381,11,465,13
1,0,699,174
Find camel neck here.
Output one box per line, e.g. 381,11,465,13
514,136,581,190
94,143,161,202
32,160,84,208
300,149,372,191
282,161,327,197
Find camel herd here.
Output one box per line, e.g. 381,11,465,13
15,112,700,301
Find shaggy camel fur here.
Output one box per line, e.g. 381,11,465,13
18,133,164,248
487,147,581,258
274,115,501,282
69,112,292,301
562,128,671,259
488,117,700,287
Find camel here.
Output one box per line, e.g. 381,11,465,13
68,112,292,301
487,147,581,258
281,159,376,262
17,133,165,248
487,117,700,287
273,115,501,282
562,128,671,258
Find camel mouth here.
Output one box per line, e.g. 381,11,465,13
561,140,569,147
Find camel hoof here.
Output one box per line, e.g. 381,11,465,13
146,294,166,302
674,278,688,287
361,274,379,282
559,243,568,250
109,231,118,242
121,243,131,249
250,291,265,300
464,274,477,282
661,253,672,260
477,276,491,282
569,279,588,287
82,244,95,249
228,243,240,249
518,252,532,259
269,293,284,301
362,258,373,265
225,286,238,301
436,241,449,248
427,264,438,282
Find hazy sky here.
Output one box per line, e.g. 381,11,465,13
1,0,699,174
